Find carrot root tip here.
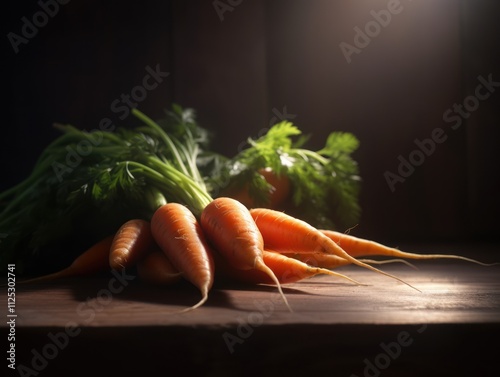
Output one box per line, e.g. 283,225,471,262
255,259,293,313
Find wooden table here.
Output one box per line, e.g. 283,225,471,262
4,243,500,377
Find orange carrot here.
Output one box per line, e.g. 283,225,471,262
109,219,153,270
151,202,215,312
18,235,114,284
320,229,498,266
250,208,420,291
200,197,293,311
137,246,182,286
217,250,363,285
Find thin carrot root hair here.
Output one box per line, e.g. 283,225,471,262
250,208,422,292
358,259,419,270
174,288,210,314
282,252,419,271
254,258,293,311
201,197,293,312
321,229,499,267
300,265,365,285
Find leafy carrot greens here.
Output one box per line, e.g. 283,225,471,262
208,121,361,230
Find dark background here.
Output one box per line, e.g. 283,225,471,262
2,0,499,247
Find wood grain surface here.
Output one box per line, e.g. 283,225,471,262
11,262,500,327
3,246,499,376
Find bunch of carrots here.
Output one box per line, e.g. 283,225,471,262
5,104,497,313
19,199,496,313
